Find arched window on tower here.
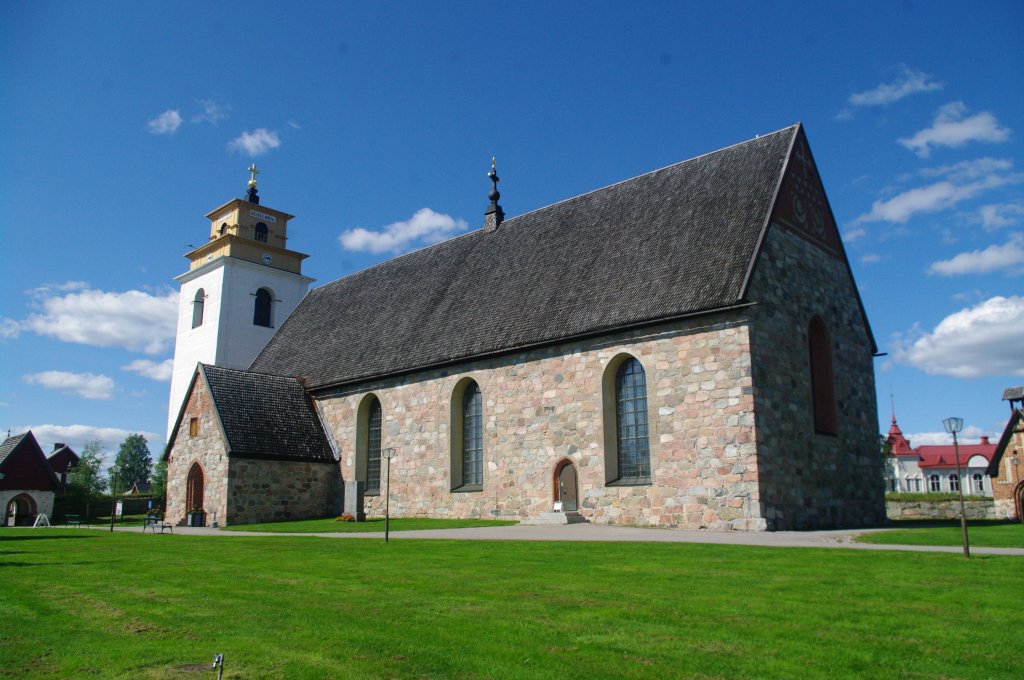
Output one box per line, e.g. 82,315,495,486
808,316,838,435
253,288,272,327
254,222,268,243
192,289,205,329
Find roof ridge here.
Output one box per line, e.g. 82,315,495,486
504,124,800,226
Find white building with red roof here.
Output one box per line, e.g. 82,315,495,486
884,413,995,496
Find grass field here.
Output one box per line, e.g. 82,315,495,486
1,529,1021,679
856,520,1024,548
222,517,518,533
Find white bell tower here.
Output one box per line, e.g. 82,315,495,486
166,166,314,437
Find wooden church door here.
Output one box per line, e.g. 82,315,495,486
556,461,579,512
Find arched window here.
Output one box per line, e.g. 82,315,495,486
972,474,984,493
254,222,268,243
186,462,205,511
929,474,940,492
808,316,838,435
602,355,651,484
253,288,272,327
219,223,228,236
451,379,483,491
192,288,205,328
354,394,385,494
949,474,960,492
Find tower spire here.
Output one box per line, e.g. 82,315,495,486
483,157,504,232
246,163,261,205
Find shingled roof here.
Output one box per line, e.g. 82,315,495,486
252,125,800,390
195,364,335,463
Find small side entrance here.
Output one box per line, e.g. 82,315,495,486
553,459,579,512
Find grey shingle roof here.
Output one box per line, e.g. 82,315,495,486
201,365,335,463
251,125,799,390
0,433,29,468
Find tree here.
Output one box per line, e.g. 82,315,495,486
151,459,167,499
110,434,152,494
68,440,107,498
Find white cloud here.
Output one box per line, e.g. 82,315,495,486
2,284,178,354
147,109,182,135
860,254,881,265
192,98,230,125
978,203,1024,230
339,208,470,254
898,102,1011,158
23,371,116,400
843,226,867,242
929,234,1024,276
891,295,1024,378
227,128,280,156
920,157,1014,181
122,358,174,381
15,424,163,467
849,66,942,107
905,425,992,447
854,161,1022,225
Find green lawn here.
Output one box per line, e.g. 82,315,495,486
856,521,1024,548
1,530,1021,679
222,517,518,533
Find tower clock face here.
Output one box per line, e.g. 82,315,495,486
261,253,272,265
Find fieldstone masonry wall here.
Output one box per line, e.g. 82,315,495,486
166,377,228,526
228,458,339,524
316,316,765,530
746,227,885,529
887,499,997,521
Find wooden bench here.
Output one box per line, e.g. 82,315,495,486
144,514,173,534
65,514,86,528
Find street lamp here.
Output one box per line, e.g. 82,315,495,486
382,448,396,543
942,417,970,559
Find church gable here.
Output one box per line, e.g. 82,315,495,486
0,432,59,493
252,125,799,390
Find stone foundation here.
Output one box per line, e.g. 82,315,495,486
886,499,997,521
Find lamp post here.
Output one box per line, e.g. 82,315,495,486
382,447,396,543
109,472,117,533
942,417,970,559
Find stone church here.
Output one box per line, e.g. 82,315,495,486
164,124,885,531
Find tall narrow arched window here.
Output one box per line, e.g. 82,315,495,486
450,379,484,492
972,474,984,493
929,474,941,492
365,398,382,493
949,474,960,492
186,462,205,512
254,222,268,243
462,382,483,487
614,357,651,483
192,289,205,328
253,288,272,327
808,316,838,435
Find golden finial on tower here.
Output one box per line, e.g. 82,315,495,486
248,163,260,188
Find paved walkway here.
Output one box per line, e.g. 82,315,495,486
109,522,1024,556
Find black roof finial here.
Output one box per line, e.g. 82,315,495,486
246,163,261,205
484,157,504,232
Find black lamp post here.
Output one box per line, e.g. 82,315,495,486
109,472,117,532
943,417,970,559
382,447,396,543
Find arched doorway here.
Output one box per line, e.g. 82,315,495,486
553,460,579,512
186,462,205,512
5,493,38,526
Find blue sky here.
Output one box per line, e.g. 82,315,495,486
2,1,1022,467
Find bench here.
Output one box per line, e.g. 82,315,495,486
65,514,86,528
144,514,173,534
